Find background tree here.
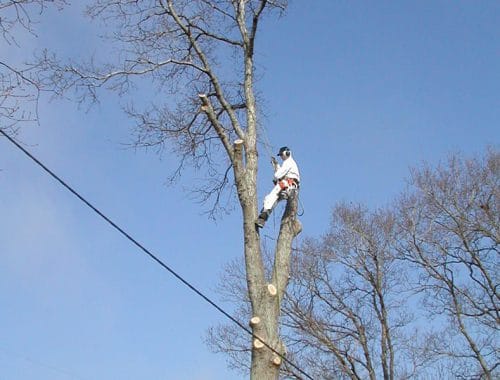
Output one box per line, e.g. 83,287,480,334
39,1,304,378
0,0,65,136
209,204,435,379
208,148,499,379
282,204,427,380
395,149,499,379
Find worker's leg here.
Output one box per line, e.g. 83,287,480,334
256,184,282,228
263,183,282,211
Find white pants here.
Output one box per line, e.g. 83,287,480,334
263,179,297,211
263,183,283,211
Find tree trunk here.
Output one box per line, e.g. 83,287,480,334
234,139,301,379
249,192,302,379
229,4,303,377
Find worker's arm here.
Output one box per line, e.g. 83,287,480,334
274,160,291,180
271,156,279,171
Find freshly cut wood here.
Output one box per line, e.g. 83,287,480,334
249,316,261,326
267,283,277,296
198,94,209,112
272,355,282,366
253,338,265,349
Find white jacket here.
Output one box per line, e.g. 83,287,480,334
274,154,300,182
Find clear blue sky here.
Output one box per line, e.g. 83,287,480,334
1,1,498,379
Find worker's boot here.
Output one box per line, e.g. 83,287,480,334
255,209,270,228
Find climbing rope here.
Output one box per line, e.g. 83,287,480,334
297,192,305,217
257,122,275,158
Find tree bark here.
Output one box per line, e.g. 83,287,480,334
249,192,302,379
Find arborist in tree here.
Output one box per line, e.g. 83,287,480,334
256,146,300,228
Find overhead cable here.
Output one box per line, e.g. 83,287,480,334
0,129,314,380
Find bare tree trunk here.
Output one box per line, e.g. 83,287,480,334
448,274,492,380
373,253,394,380
249,192,302,379
233,3,303,376
233,136,302,379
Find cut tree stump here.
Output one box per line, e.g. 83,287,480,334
272,355,282,366
267,283,277,296
249,316,261,326
253,338,265,349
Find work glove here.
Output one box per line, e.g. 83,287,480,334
271,157,278,166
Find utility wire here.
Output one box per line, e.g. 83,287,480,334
0,346,86,380
0,129,314,380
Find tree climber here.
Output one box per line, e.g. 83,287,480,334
255,146,301,228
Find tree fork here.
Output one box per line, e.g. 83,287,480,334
250,194,301,379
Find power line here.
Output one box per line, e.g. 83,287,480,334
0,129,314,380
0,346,86,380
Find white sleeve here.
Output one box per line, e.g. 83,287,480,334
274,161,291,180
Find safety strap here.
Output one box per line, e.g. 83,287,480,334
279,178,299,190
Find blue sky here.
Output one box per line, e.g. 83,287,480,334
1,1,499,379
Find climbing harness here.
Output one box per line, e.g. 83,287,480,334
277,178,299,200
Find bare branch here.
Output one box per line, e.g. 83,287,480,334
0,1,67,133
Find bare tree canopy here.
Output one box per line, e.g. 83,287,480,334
1,0,64,40
283,205,419,380
396,149,499,379
39,0,287,214
0,0,66,134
